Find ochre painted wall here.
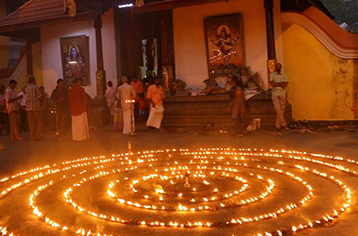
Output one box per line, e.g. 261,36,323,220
282,24,355,120
173,0,284,90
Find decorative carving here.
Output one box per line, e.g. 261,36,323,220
267,59,277,76
162,66,174,95
135,0,144,7
96,70,104,96
204,14,245,78
64,0,76,17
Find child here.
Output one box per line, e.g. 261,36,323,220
138,93,147,124
113,101,123,132
229,86,250,137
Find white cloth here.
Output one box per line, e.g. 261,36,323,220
18,92,26,107
72,112,90,141
105,87,116,107
123,109,135,134
146,105,164,129
117,83,136,111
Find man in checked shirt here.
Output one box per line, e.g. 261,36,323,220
5,80,24,141
25,76,43,141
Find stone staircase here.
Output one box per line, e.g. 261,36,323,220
162,91,292,127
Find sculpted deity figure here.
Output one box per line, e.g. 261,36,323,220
211,25,240,65
64,41,86,83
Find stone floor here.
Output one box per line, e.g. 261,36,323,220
0,127,357,176
0,127,357,236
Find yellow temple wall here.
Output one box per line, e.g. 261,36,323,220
40,9,117,97
173,0,284,89
282,24,355,120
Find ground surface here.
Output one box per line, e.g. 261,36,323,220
0,127,357,236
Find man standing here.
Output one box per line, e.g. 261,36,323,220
0,84,9,135
105,81,116,126
117,76,136,135
18,86,29,132
51,79,70,141
25,76,43,141
5,80,24,141
130,75,143,120
146,77,165,130
68,78,89,141
269,63,288,130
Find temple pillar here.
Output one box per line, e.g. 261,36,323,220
94,15,106,98
91,15,110,127
264,0,277,75
160,10,175,95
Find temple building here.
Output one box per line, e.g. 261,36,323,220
0,0,357,126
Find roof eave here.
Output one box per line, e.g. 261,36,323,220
0,13,92,36
131,0,240,14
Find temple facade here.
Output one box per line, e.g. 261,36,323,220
0,0,357,124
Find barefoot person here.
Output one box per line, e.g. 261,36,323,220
68,78,89,141
51,79,70,141
130,75,144,120
229,79,250,137
25,76,43,141
5,80,24,141
146,77,165,130
269,63,288,131
117,76,136,135
105,81,116,126
17,86,29,132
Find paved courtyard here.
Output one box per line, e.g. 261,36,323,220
0,128,357,236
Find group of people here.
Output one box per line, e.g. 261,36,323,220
3,62,356,142
0,63,289,141
0,76,91,142
0,73,165,142
105,75,165,135
229,62,288,137
0,82,52,136
0,76,47,141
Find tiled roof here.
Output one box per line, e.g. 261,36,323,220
0,0,90,33
0,0,64,27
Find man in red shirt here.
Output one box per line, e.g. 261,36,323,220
68,78,89,141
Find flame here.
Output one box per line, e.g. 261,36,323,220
154,185,165,194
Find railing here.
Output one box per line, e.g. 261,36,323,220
281,7,358,59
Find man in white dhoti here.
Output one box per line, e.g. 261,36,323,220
146,77,165,130
69,78,89,141
117,76,136,135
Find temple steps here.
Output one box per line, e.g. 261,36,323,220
162,92,292,127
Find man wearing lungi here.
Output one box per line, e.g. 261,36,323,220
146,77,165,130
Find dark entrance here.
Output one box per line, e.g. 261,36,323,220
113,8,175,83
